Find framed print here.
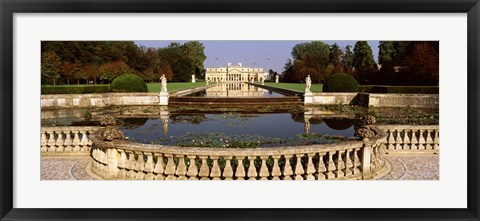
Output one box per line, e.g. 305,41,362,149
1,0,479,220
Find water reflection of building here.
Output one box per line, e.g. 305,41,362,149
205,63,265,82
206,82,267,97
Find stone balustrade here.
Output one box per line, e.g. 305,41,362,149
88,127,388,180
41,127,100,155
377,125,439,155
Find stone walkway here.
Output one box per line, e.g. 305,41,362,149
41,156,94,180
380,155,439,180
41,155,439,180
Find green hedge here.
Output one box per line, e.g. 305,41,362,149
111,74,148,92
359,85,439,94
41,85,111,94
323,73,359,92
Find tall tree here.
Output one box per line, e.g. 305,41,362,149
352,41,375,83
98,61,132,83
182,41,207,77
341,45,354,75
329,43,341,67
406,41,439,85
290,41,330,82
41,51,62,85
378,41,410,72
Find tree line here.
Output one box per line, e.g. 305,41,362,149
281,41,439,86
41,41,207,85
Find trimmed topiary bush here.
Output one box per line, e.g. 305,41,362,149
323,73,359,92
110,74,148,93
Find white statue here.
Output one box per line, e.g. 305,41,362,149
161,74,167,92
261,78,265,85
305,75,312,92
275,75,279,83
206,78,209,85
192,74,196,83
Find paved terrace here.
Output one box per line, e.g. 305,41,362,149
41,155,439,180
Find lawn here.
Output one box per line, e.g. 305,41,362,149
147,82,209,93
263,82,323,92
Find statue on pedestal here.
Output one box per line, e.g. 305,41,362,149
161,74,168,92
305,75,312,92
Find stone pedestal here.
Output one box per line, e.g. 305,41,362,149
304,91,313,104
159,91,169,106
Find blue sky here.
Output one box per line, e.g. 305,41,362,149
135,40,379,73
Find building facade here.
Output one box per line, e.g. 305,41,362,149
205,63,265,82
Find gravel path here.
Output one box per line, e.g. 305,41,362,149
41,155,439,180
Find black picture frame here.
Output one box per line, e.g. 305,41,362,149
1,0,479,220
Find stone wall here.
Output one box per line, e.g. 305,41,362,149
305,93,438,108
41,93,159,109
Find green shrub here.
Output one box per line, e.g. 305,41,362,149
323,73,359,92
41,85,110,94
358,85,438,94
110,74,148,93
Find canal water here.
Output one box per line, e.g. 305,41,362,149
185,82,284,97
119,113,358,147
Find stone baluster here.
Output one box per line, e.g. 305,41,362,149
259,156,270,180
352,148,361,175
316,153,327,180
418,129,426,149
186,155,199,180
153,153,166,180
144,153,155,180
96,148,107,173
87,130,94,146
271,155,282,180
47,130,56,152
403,129,411,150
326,151,336,179
425,129,434,149
433,130,439,150
336,150,346,178
125,150,136,179
222,156,234,180
361,146,373,179
164,154,177,180
198,156,210,180
134,151,145,180
305,153,316,180
91,147,98,169
41,131,48,152
209,156,222,180
175,155,188,180
370,146,378,170
410,130,418,150
344,149,354,177
72,130,81,152
282,155,293,180
63,130,73,152
247,157,258,180
394,130,402,150
117,149,128,179
387,129,395,150
376,144,385,167
93,148,100,169
235,156,246,180
293,154,305,180
79,130,89,152
55,130,65,152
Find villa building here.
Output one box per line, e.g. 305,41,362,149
205,63,265,82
